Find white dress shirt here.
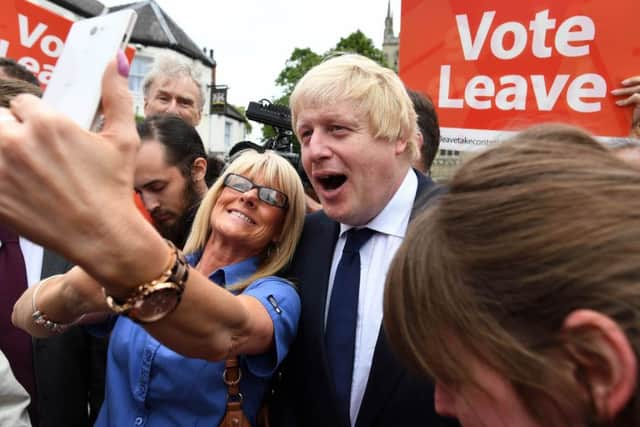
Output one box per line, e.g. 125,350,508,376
18,237,43,287
324,169,418,426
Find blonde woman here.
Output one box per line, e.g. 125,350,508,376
12,149,306,426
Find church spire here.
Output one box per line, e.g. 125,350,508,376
384,0,394,42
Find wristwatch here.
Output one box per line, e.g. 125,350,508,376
104,240,190,323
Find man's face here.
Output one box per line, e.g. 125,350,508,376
144,75,202,126
134,140,199,241
296,99,410,226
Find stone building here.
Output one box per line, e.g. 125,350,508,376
25,0,247,155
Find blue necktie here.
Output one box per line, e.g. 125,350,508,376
325,227,375,423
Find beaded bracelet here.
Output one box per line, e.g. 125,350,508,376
31,274,85,334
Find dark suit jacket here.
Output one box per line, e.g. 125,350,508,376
31,250,108,427
270,171,455,427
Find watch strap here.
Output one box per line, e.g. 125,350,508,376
104,239,189,318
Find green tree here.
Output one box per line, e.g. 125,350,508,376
274,47,323,107
262,31,389,142
330,30,388,67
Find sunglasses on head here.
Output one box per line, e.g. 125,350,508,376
223,173,289,209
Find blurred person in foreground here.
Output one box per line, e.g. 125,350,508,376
0,348,31,426
0,58,40,86
0,54,305,426
384,123,640,427
0,75,107,426
0,79,42,106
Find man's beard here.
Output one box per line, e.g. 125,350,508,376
155,179,202,249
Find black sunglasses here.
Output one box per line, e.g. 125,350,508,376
223,173,289,209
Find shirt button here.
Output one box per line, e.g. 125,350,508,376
135,417,144,426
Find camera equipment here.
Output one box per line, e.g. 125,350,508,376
228,100,309,187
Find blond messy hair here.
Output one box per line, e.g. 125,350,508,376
290,53,418,161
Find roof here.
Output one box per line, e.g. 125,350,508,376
224,104,246,122
47,0,106,18
107,0,215,66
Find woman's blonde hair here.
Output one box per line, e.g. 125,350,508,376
384,124,640,426
289,53,418,161
184,150,306,291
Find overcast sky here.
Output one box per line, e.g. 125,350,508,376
102,0,402,110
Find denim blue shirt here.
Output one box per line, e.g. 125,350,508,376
93,254,300,427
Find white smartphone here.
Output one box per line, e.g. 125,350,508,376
42,10,137,130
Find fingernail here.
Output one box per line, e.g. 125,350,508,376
611,89,620,94
615,100,624,106
622,79,630,85
117,49,130,77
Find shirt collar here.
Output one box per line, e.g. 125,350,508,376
185,251,260,288
339,169,418,239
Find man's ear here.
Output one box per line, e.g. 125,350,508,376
394,137,409,156
562,309,637,421
191,157,207,182
416,130,425,153
412,131,425,171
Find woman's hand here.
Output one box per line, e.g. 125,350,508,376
0,54,168,289
0,54,138,257
611,76,640,137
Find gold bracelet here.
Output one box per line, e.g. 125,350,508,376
31,274,85,333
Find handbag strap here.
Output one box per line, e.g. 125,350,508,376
219,357,251,427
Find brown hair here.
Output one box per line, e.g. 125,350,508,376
0,78,42,107
384,124,640,426
407,88,439,172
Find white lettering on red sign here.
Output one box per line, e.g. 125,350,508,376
439,9,603,113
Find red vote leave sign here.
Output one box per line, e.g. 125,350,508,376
1,0,135,89
0,0,73,87
399,0,640,150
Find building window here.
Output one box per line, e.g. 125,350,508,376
128,55,153,95
224,121,232,149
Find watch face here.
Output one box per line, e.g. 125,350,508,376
131,285,180,323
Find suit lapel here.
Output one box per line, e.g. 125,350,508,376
296,213,339,345
410,169,441,221
356,330,404,427
294,214,345,425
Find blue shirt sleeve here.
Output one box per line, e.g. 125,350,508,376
241,276,300,378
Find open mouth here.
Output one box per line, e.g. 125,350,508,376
317,174,347,191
